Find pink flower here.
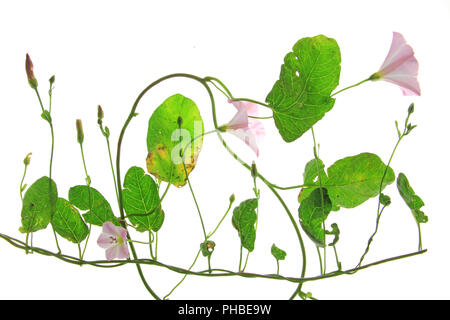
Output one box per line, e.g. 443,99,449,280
220,100,265,156
97,221,130,260
370,32,420,96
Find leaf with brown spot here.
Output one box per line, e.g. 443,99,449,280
146,94,204,187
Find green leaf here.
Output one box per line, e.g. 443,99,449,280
326,223,340,246
200,240,216,257
271,244,287,261
303,158,326,185
41,110,52,123
380,193,391,206
52,198,89,244
122,166,165,232
19,176,58,233
232,199,258,252
298,188,332,247
146,94,204,187
68,186,118,226
266,35,341,142
299,153,395,210
397,173,428,224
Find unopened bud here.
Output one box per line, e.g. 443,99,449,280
23,152,32,166
49,75,55,86
229,194,235,203
408,103,414,114
251,161,257,179
97,105,104,125
76,119,84,144
26,54,38,89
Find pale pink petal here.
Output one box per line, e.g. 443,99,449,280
105,245,120,261
118,227,128,242
230,128,260,156
377,32,420,96
97,233,114,249
117,243,130,260
102,221,117,235
227,105,248,130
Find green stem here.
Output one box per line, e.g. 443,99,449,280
331,78,370,97
357,114,412,268
79,143,92,260
0,233,427,285
238,244,243,272
149,232,155,260
333,245,342,271
311,127,327,274
276,259,280,276
34,88,61,254
164,249,202,300
154,232,158,260
212,117,307,299
19,163,28,201
115,73,216,300
316,246,323,275
105,135,120,205
204,76,271,109
417,222,422,251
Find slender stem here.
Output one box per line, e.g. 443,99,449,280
79,143,92,260
357,116,410,267
154,232,158,261
0,233,427,285
77,243,82,260
19,164,28,201
331,78,370,97
212,116,307,299
33,88,61,253
207,200,233,238
238,244,243,272
333,245,342,271
164,249,202,300
276,260,280,276
417,222,422,251
106,136,120,205
204,76,271,109
115,73,215,300
316,246,323,275
311,127,327,274
149,232,155,260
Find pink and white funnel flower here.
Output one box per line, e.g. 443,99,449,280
220,99,265,157
97,221,130,260
370,32,421,96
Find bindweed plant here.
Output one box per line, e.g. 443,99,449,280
1,32,427,300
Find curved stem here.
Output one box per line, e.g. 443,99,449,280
115,73,217,300
331,78,370,97
0,233,427,285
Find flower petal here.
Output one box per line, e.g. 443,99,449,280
102,221,117,235
105,245,120,261
117,244,130,260
97,233,114,249
230,128,260,156
377,32,420,96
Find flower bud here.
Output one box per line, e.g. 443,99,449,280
408,103,415,114
97,105,104,125
23,152,32,166
251,161,257,179
229,194,235,203
76,119,84,144
26,54,38,89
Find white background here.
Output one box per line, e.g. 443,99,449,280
0,0,449,300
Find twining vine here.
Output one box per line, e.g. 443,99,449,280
1,32,427,299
